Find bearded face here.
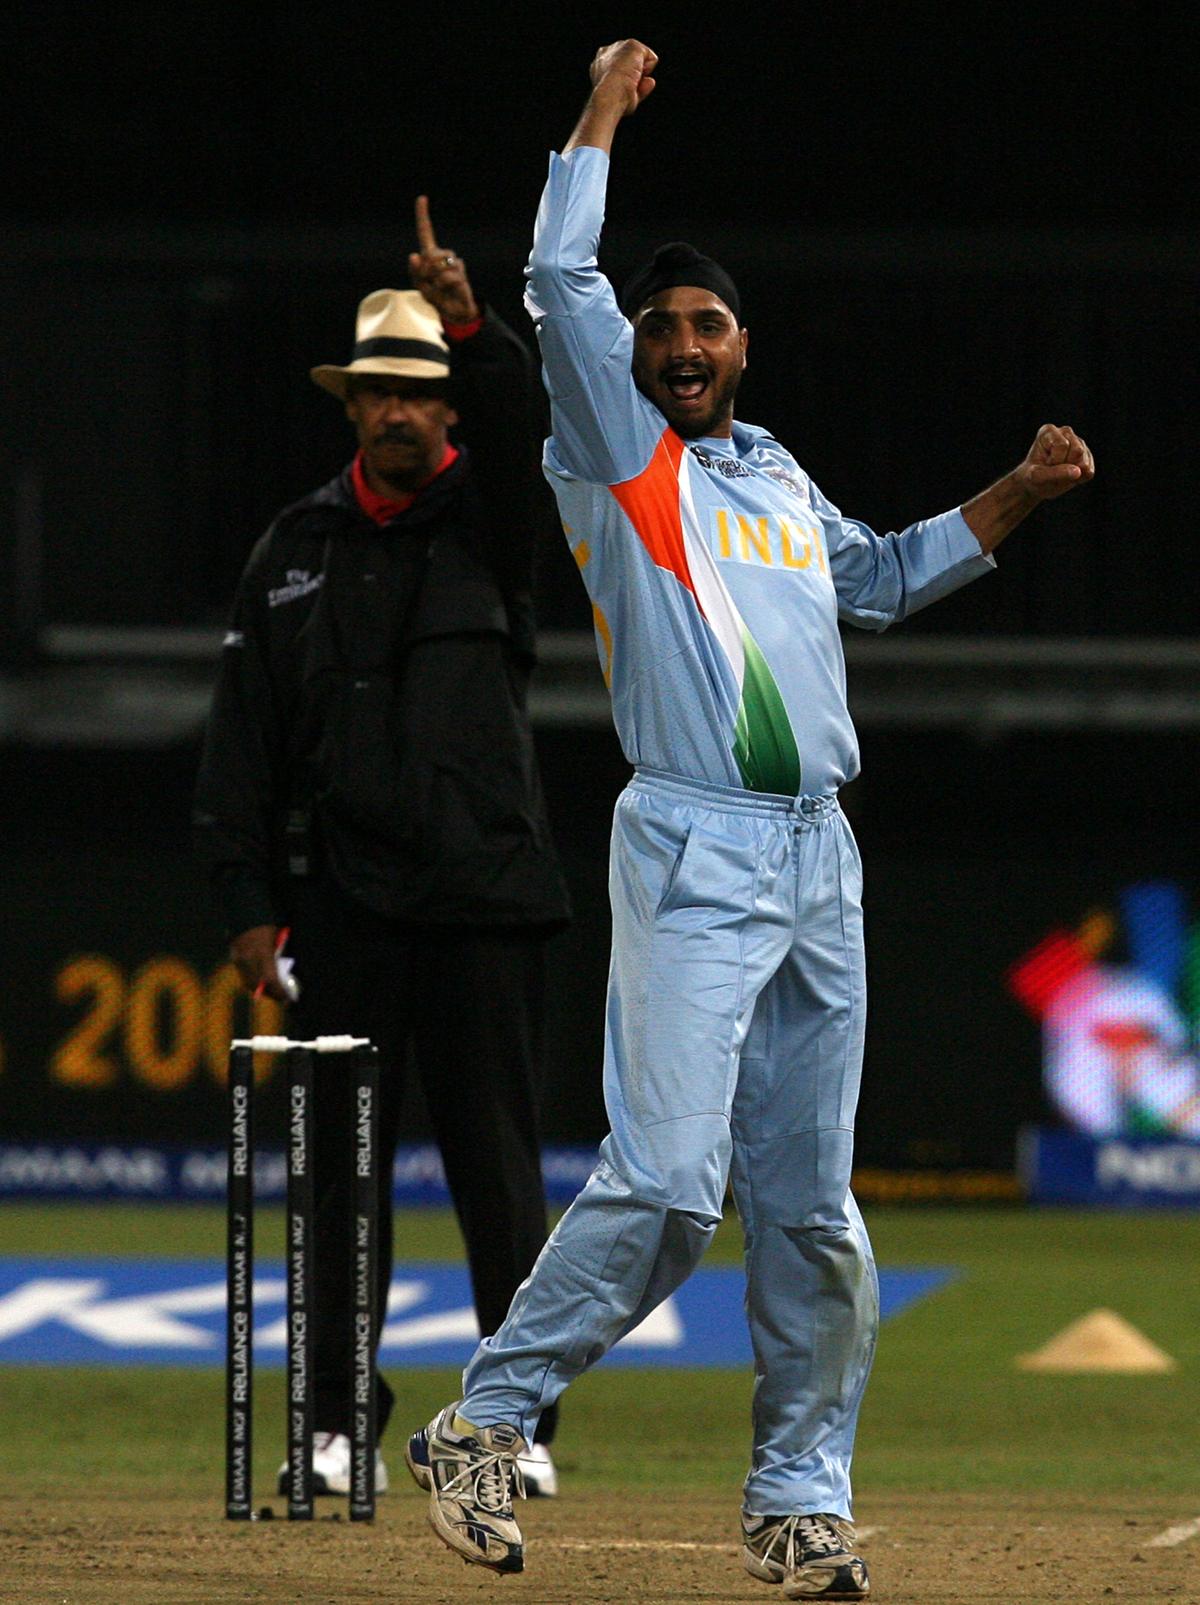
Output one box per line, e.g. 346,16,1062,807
631,287,747,439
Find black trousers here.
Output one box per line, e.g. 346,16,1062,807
286,876,557,1445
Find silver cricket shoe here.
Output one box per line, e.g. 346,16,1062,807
743,1511,870,1599
407,1403,527,1573
407,1423,558,1498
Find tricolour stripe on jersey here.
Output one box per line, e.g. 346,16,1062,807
610,429,801,795
609,430,695,595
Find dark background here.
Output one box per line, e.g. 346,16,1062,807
4,2,1197,637
8,4,1196,231
2,3,1197,1174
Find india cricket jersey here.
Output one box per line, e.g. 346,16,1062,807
526,146,995,797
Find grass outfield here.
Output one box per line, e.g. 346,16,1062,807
1,1202,1196,1507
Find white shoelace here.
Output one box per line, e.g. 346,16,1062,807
444,1450,525,1514
795,1515,844,1557
759,1514,847,1569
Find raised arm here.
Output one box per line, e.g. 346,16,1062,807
401,195,545,645
961,423,1095,553
823,421,1096,630
562,39,658,154
408,196,545,612
525,41,664,486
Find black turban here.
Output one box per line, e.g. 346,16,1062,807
620,241,742,324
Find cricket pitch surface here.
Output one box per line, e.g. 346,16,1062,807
4,1487,1197,1604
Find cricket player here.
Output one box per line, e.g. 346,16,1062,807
406,39,1094,1600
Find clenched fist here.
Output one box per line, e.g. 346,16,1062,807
1016,424,1095,502
587,39,658,118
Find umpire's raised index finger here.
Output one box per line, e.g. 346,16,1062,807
415,194,437,252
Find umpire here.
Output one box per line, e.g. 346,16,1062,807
193,198,570,1497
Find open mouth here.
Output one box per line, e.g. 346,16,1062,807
663,368,710,403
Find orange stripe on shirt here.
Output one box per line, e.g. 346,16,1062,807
608,429,700,608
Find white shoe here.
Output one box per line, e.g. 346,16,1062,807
407,1403,526,1573
409,1422,559,1499
275,1430,390,1497
742,1512,869,1599
518,1441,558,1498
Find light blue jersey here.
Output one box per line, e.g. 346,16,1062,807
526,145,994,796
445,139,996,1535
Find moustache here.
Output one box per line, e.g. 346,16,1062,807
375,429,418,447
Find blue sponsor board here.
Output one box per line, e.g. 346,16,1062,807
0,1258,957,1368
1020,1126,1200,1207
0,1142,599,1206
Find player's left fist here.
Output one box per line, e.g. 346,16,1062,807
1018,423,1095,501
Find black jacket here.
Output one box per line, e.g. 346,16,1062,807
193,307,569,935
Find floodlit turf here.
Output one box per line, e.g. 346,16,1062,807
860,1208,1200,1496
1,1203,1197,1506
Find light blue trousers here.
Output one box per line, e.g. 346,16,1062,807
461,767,879,1517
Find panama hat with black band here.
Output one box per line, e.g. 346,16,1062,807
310,287,451,398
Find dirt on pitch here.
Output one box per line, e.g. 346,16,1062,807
4,1487,1198,1605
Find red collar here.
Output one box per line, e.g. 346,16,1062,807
351,443,459,525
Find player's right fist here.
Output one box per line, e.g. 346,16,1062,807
588,39,658,116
